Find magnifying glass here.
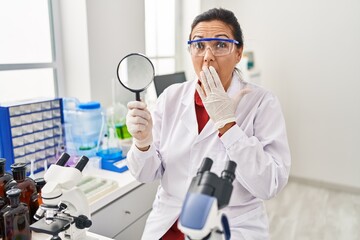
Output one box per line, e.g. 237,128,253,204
117,53,155,101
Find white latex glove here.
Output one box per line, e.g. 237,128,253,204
196,66,251,129
126,101,153,149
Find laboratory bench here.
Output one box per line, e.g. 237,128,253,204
85,168,159,239
33,166,159,240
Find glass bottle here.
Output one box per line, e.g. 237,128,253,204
0,197,6,210
0,197,7,238
34,178,46,205
0,188,31,240
0,158,13,198
10,163,38,223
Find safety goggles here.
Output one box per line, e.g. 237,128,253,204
187,38,239,57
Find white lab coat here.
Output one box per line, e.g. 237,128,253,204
127,72,291,240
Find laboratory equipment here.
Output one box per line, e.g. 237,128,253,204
30,152,94,240
106,103,131,140
117,53,155,101
0,158,13,198
0,197,6,238
62,99,105,160
76,175,118,204
10,162,39,223
96,128,128,173
0,98,64,173
34,177,46,205
0,188,32,240
178,157,236,240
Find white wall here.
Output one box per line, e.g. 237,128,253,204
201,0,360,189
59,0,145,107
180,0,201,81
86,0,146,107
58,0,91,101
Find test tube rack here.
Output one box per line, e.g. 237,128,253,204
0,98,64,173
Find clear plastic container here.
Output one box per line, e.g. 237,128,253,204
63,99,105,158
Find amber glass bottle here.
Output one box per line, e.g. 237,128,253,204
0,158,13,198
10,163,38,223
0,188,31,240
34,178,46,205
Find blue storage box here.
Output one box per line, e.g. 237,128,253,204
0,98,64,173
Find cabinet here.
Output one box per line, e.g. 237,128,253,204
114,210,151,240
90,181,159,239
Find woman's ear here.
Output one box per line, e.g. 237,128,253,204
236,47,243,63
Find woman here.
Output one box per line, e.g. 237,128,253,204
126,8,291,240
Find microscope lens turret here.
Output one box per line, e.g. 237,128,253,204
221,160,237,183
75,156,89,172
56,153,70,166
197,157,213,174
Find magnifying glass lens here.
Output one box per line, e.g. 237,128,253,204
117,53,155,100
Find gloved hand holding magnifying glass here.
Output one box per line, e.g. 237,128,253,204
117,53,155,150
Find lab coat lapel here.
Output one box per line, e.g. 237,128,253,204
179,81,198,134
178,80,217,141
194,119,217,144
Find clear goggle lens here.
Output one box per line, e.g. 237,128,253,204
187,38,239,56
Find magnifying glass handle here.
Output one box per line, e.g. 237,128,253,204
136,92,141,101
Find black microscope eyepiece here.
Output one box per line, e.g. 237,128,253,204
56,152,70,166
197,157,213,175
75,156,89,172
221,160,237,183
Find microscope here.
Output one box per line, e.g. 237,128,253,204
30,153,94,240
178,157,236,240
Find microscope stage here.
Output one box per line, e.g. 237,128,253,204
31,218,71,236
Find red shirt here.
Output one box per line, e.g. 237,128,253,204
194,88,210,133
161,89,209,240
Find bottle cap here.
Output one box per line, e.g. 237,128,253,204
78,101,101,110
34,178,46,187
11,163,26,180
0,158,5,166
10,162,26,172
6,188,22,198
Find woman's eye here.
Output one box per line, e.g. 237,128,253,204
216,41,228,49
194,42,204,49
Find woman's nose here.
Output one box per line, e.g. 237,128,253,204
203,47,215,63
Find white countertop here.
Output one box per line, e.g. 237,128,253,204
83,167,142,213
33,231,113,240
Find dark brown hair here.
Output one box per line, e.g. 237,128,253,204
190,8,244,48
